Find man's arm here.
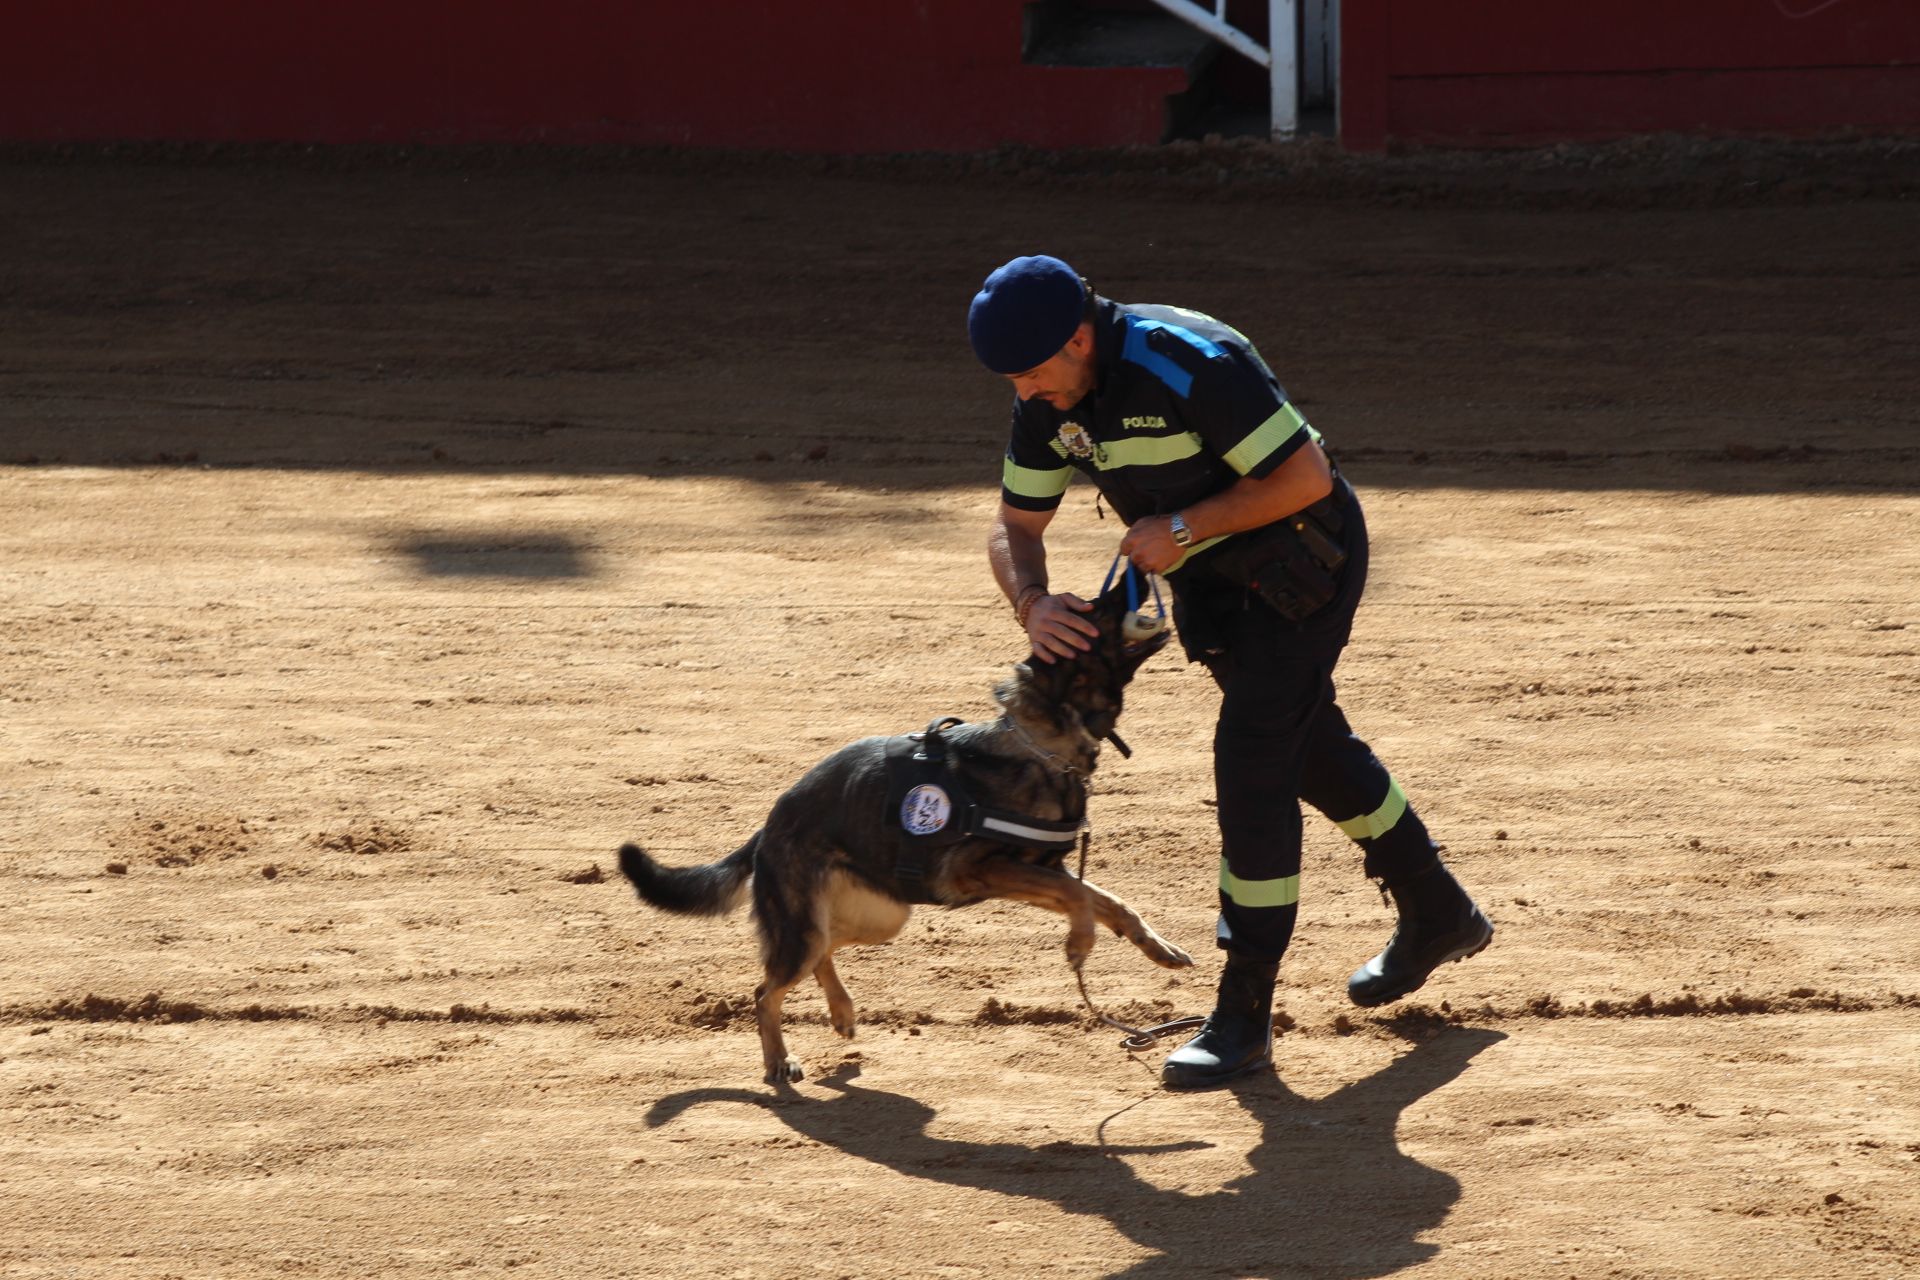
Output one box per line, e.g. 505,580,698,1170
1119,439,1334,574
990,501,1099,661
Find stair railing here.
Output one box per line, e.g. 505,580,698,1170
1144,0,1298,139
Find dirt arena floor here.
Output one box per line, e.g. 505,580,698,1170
3,142,1917,1279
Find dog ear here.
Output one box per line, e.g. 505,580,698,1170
1091,577,1133,621
1019,651,1079,704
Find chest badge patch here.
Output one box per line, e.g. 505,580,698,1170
901,784,953,836
1057,422,1094,460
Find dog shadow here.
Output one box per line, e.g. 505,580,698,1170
645,1026,1505,1280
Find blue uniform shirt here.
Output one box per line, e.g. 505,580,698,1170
998,297,1321,572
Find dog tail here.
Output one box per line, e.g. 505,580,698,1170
617,833,756,917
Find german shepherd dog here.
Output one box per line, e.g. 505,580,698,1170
617,579,1194,1084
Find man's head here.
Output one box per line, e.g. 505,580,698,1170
968,255,1098,411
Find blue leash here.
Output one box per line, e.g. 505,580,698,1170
1102,552,1166,630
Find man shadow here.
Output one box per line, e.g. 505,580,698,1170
645,1025,1505,1280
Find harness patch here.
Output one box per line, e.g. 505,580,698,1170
882,716,1085,904
900,784,953,836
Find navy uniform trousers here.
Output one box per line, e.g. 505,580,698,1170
1175,496,1440,963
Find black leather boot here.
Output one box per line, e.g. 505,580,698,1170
1162,951,1278,1090
1347,861,1493,1007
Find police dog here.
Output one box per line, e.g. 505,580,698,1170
617,580,1193,1084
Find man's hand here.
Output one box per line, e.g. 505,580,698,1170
1120,515,1182,574
1025,592,1098,663
1119,442,1335,575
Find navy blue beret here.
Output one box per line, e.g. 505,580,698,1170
968,255,1087,374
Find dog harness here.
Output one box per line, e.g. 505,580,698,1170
883,716,1084,904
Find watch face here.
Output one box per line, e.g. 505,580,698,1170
1172,517,1192,546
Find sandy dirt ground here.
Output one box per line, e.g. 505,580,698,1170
3,147,1918,1279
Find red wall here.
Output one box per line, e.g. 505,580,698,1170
1342,0,1920,150
0,1,1186,151
9,1,1916,154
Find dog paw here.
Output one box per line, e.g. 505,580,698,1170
830,1018,856,1040
1147,939,1194,969
765,1058,805,1085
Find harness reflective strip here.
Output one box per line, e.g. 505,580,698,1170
1219,859,1300,908
1223,401,1309,476
1091,432,1206,470
1336,778,1409,842
977,813,1081,848
1002,457,1072,500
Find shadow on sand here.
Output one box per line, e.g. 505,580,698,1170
646,1026,1505,1280
394,530,598,579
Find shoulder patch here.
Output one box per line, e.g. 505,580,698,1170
1120,318,1223,399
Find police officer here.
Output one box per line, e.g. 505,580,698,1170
970,255,1492,1090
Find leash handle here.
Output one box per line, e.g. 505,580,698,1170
1102,552,1164,624
1100,550,1144,611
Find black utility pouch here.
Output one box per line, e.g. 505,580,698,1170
1200,488,1351,623
1247,540,1339,622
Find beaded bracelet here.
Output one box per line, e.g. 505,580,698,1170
1014,584,1047,630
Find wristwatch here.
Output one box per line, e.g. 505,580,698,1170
1169,513,1193,547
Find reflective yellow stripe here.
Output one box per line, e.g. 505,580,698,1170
1092,432,1204,470
1002,457,1072,500
1336,778,1408,842
1223,402,1308,476
1163,533,1227,573
1220,859,1300,908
